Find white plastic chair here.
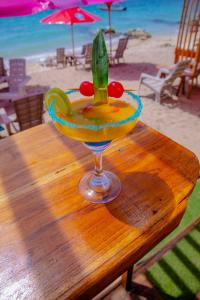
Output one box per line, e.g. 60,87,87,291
138,60,191,103
0,59,31,101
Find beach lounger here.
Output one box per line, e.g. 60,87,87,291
0,59,31,101
74,44,87,60
138,60,191,103
75,43,92,69
56,48,67,67
163,41,200,98
109,37,129,65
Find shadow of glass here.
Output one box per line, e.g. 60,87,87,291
106,171,175,229
0,135,83,299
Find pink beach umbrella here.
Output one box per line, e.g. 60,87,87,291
41,7,101,57
0,0,56,17
0,0,98,18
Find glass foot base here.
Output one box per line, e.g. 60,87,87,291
79,170,121,204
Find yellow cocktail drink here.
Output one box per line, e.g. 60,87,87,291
55,97,137,142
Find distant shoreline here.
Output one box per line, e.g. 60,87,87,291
5,31,177,65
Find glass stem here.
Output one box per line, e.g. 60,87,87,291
93,150,103,176
89,149,110,193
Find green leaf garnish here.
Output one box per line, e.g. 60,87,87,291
92,30,109,104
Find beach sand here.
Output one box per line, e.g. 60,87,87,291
26,34,200,160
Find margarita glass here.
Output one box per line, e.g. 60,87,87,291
48,90,142,204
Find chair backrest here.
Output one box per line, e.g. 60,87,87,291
115,37,129,59
81,44,87,55
161,60,191,93
166,60,191,81
56,48,65,64
13,94,44,131
9,59,26,92
85,44,93,64
0,57,6,76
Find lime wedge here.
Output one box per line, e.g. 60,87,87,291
45,88,71,115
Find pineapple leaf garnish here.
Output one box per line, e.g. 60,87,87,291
92,30,109,104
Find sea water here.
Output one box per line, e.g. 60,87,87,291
0,0,182,60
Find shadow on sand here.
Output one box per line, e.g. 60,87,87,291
109,62,158,81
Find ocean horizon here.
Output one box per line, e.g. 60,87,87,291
0,0,182,61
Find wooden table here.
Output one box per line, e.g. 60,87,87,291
0,122,199,300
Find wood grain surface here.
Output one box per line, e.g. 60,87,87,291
0,122,199,300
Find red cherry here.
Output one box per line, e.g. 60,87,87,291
108,81,124,98
80,81,94,96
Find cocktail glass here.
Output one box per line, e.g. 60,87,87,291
48,90,142,204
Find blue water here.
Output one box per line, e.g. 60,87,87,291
0,0,182,60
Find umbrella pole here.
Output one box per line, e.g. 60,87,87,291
107,2,112,58
71,23,75,59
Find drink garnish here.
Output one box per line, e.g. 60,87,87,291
92,30,109,104
80,81,94,96
108,81,124,98
79,31,125,102
45,87,72,115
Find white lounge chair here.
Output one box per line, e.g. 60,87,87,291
138,60,191,103
0,59,31,101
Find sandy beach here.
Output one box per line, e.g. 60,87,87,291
25,34,200,160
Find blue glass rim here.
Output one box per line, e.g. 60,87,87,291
48,90,143,131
